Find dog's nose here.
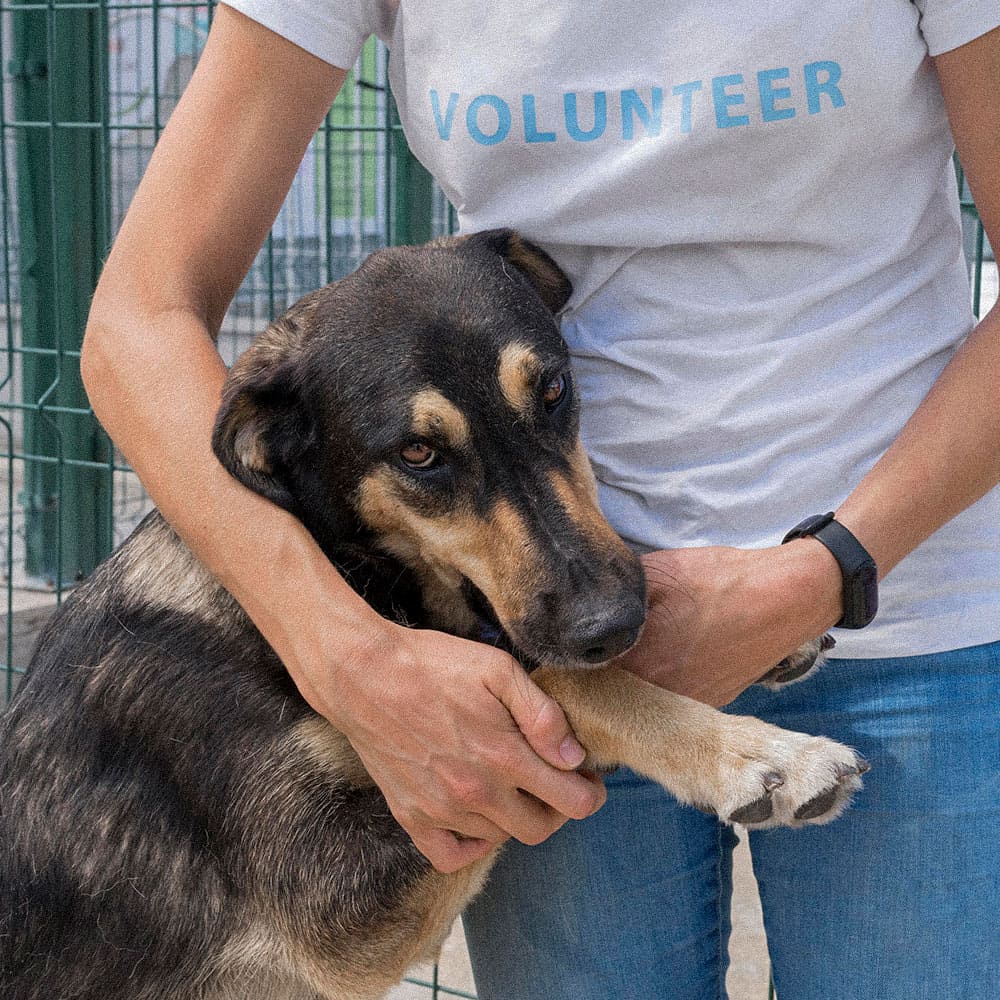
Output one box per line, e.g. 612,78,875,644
566,605,645,664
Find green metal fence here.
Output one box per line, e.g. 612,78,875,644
0,0,451,639
0,1,465,994
0,1,995,995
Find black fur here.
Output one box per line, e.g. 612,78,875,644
0,231,646,999
0,518,428,999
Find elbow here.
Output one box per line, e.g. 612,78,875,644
80,293,122,420
81,276,155,426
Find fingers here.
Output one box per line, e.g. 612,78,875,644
409,827,498,874
487,658,587,769
392,792,562,873
484,659,606,821
338,631,607,872
509,752,608,824
398,781,601,873
396,751,597,844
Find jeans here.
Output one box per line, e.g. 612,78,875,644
463,641,1000,999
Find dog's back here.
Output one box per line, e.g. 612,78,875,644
0,513,432,1000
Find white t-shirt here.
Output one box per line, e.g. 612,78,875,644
223,0,1000,658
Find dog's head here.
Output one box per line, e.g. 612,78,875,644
213,229,646,667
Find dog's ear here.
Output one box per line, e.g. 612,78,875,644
469,228,573,314
212,311,316,514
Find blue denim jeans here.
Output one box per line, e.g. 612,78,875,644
463,641,1000,999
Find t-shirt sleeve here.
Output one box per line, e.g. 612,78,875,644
219,0,376,69
912,0,1000,56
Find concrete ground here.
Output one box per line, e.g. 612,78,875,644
389,831,772,1000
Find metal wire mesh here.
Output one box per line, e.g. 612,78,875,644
0,0,452,633
0,3,462,995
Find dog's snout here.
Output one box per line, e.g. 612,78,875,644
567,603,646,664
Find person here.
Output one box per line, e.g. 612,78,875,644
81,3,1000,998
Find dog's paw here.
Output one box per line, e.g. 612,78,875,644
695,722,868,829
757,634,835,690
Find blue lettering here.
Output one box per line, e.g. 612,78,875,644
430,60,843,146
564,91,607,142
430,90,459,140
621,88,663,140
466,94,512,145
713,74,750,128
522,95,556,143
804,61,845,114
672,80,703,134
757,67,796,122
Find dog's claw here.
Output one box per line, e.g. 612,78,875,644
762,771,785,792
759,635,836,690
835,759,870,778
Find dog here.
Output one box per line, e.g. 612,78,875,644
0,230,866,1000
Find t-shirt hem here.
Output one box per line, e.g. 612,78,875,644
826,619,1000,660
220,0,369,69
917,0,1000,56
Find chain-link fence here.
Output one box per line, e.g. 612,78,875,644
0,3,464,994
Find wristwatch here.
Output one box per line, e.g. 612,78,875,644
782,513,879,629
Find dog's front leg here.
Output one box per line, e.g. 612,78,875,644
532,666,867,829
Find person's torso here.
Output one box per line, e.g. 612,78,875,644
379,1,999,657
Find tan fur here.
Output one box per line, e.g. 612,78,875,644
410,388,471,448
565,440,601,506
502,233,572,312
548,446,632,561
532,666,864,828
413,570,482,636
113,514,237,627
290,716,373,788
356,470,537,627
404,861,494,968
211,927,308,1000
233,417,274,474
497,342,542,415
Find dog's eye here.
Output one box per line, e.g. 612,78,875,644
542,373,568,412
400,442,438,469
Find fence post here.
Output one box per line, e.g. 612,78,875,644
390,114,435,246
13,0,113,585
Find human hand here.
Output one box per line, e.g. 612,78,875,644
618,542,843,708
303,623,606,873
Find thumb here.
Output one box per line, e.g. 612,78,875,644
489,659,586,771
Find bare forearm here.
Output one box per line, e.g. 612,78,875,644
81,307,391,684
836,304,1000,577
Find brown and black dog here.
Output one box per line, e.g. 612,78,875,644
0,230,865,1000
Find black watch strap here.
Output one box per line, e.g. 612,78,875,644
782,513,879,629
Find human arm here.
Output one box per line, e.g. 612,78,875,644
622,25,1000,706
82,4,603,872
